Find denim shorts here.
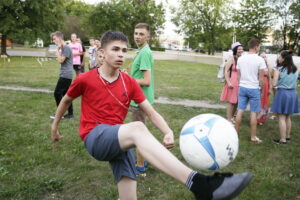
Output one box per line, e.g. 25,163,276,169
84,124,137,182
237,86,261,113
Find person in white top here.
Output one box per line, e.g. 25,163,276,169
235,39,266,143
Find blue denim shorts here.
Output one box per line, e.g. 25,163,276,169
84,124,137,182
237,86,261,113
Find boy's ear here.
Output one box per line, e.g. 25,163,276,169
99,49,105,58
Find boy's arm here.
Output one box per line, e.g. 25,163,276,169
272,69,279,88
81,51,85,67
51,95,74,143
56,48,66,64
139,100,174,149
258,69,265,89
237,69,241,84
136,70,151,86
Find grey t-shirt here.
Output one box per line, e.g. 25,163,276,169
60,45,73,79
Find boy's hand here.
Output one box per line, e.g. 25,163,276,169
55,49,60,57
51,125,64,143
163,132,174,149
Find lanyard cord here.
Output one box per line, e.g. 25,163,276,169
98,69,129,109
132,44,148,63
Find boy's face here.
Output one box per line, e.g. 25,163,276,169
101,40,127,69
95,40,101,48
134,28,149,47
52,35,62,46
255,45,260,53
71,34,77,42
89,39,95,46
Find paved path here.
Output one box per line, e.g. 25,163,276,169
0,85,225,109
2,85,299,115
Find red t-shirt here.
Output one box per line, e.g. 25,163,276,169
67,68,146,140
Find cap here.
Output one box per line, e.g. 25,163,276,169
232,42,242,49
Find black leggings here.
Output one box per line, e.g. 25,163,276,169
54,77,73,115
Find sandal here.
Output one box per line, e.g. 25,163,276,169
231,118,236,124
250,137,263,143
273,139,287,144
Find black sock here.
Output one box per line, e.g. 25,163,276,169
186,171,212,200
185,171,227,200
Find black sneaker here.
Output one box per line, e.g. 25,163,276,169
192,172,253,200
63,114,74,119
273,139,287,144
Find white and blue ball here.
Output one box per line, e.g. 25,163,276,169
179,113,238,171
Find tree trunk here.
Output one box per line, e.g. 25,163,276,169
282,28,287,50
1,34,8,56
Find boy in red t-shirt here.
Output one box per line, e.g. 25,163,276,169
51,31,252,200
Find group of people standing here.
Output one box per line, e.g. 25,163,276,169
50,24,155,174
49,24,254,200
220,39,299,144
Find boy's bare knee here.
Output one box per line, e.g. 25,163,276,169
130,121,148,133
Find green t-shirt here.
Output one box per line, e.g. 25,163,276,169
130,44,154,107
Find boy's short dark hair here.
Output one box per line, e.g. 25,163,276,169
248,39,260,49
50,31,64,39
135,23,150,34
100,31,128,48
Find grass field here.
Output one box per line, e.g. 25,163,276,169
0,57,299,200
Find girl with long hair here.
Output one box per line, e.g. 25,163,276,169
271,50,299,144
220,42,244,123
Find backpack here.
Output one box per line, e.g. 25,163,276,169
217,51,233,82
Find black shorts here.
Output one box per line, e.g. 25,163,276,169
84,124,138,182
73,65,81,71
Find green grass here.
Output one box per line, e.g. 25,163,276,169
0,57,300,199
0,57,223,103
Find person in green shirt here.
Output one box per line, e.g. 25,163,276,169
129,23,154,173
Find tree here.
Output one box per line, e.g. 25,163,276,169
233,0,272,48
87,0,165,47
0,0,64,55
269,0,300,54
172,0,232,55
62,0,93,43
289,1,300,55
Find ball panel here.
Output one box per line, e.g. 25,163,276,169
179,135,214,170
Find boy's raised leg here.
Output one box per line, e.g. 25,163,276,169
118,121,253,200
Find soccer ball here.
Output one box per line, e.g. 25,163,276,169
179,113,238,171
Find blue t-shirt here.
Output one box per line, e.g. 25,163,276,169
276,66,298,89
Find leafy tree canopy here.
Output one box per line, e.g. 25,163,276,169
172,0,232,55
87,0,165,47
